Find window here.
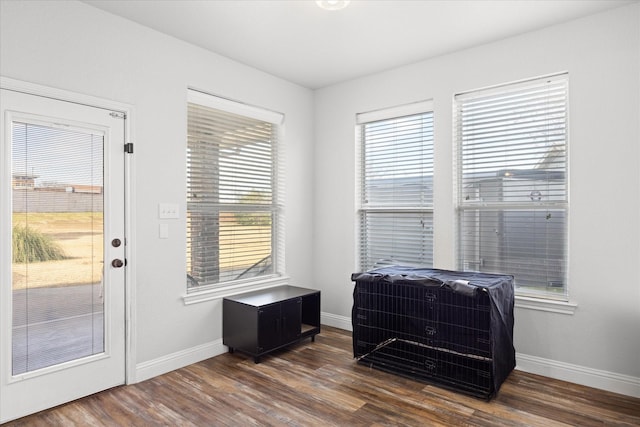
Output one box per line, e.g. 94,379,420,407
356,102,434,271
455,74,568,299
186,90,284,290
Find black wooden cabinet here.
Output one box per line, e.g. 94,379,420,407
223,285,320,363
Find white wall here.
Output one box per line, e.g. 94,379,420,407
314,3,640,395
0,0,315,376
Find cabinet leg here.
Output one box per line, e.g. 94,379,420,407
311,336,315,342
228,347,234,354
254,356,260,364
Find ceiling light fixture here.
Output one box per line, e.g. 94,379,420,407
316,1,350,11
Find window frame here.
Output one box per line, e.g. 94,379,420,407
454,74,570,301
356,100,435,273
185,89,286,300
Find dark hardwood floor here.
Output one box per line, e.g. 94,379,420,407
5,326,640,426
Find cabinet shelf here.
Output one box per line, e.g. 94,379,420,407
301,323,315,334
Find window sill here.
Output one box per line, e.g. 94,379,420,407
182,275,290,305
514,295,577,315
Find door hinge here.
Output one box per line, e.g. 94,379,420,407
124,143,134,153
110,111,126,119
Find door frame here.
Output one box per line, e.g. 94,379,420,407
0,76,136,386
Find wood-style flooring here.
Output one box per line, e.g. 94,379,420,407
5,326,640,426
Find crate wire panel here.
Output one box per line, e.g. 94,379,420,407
351,267,515,399
356,338,494,398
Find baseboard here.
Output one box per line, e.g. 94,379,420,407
134,312,639,399
134,314,351,382
516,353,640,398
135,339,227,383
321,312,352,331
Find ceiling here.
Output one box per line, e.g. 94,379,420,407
83,0,635,89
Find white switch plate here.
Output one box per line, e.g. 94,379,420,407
159,223,169,239
159,203,179,219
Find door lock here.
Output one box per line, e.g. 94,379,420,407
111,259,124,268
112,238,122,247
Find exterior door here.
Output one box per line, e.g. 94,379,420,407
0,88,126,423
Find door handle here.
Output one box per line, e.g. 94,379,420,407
111,259,124,268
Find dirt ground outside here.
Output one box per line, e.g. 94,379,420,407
13,212,271,290
12,212,103,290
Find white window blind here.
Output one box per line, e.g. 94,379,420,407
357,103,434,271
12,121,105,374
187,91,284,290
455,74,568,299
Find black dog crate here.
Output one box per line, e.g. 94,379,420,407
351,266,515,399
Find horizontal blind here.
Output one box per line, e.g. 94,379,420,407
187,99,280,288
12,121,105,374
358,111,434,271
455,74,568,297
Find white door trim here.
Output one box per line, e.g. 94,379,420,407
0,76,137,385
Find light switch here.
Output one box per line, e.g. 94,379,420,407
159,203,179,219
159,223,169,239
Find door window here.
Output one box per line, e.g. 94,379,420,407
12,121,105,374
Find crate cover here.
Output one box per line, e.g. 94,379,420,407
351,266,515,398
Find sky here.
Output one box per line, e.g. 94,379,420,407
12,121,104,188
